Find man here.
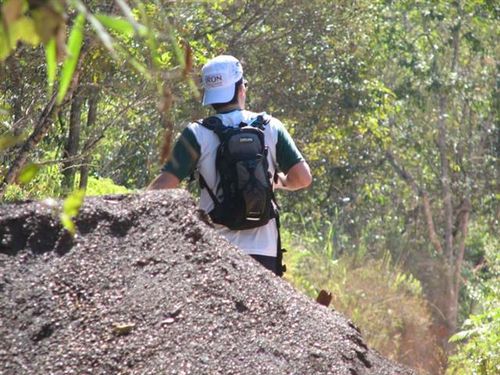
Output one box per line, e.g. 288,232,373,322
148,55,312,276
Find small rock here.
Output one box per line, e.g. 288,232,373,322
161,317,175,325
111,322,135,336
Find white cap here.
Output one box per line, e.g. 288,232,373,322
201,55,243,106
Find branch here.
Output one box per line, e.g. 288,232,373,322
422,192,444,254
437,94,454,261
35,153,89,167
385,150,422,195
0,93,58,199
192,3,249,40
10,98,36,136
80,95,152,153
228,0,277,47
453,197,471,298
385,150,443,254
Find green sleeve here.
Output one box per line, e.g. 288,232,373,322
276,124,304,173
162,127,201,180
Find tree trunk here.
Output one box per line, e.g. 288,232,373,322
79,158,90,190
5,55,25,135
435,91,457,354
62,85,84,192
79,85,99,190
386,135,471,359
432,0,466,357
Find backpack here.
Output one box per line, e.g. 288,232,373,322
197,114,277,230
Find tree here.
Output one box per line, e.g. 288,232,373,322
0,0,195,197
367,0,498,355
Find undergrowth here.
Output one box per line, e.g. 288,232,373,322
282,226,442,374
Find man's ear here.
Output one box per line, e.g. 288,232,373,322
238,84,246,101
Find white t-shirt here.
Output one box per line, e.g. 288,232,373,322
163,109,304,257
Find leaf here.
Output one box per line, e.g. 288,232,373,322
127,56,151,79
17,163,40,184
55,22,67,62
95,14,133,36
0,133,22,150
137,3,160,67
183,40,193,79
166,22,184,68
449,329,473,343
95,14,147,37
32,5,64,44
114,0,144,35
62,189,85,217
60,189,85,235
316,289,333,307
71,0,116,57
8,17,40,47
0,23,11,60
45,37,57,93
60,212,76,235
57,13,85,104
1,0,24,26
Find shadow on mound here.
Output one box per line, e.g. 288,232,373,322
0,210,73,256
0,190,415,375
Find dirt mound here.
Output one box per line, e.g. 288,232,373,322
0,190,415,375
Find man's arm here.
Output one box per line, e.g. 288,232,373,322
147,171,180,190
274,161,312,191
273,119,312,191
146,126,200,191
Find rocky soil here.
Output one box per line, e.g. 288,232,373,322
0,190,415,375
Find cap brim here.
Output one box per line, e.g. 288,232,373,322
202,85,236,106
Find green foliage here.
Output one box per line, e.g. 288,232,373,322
0,133,23,150
2,161,63,202
1,0,197,196
56,13,85,104
84,176,132,196
0,0,39,59
460,222,500,319
17,163,40,184
447,306,500,374
95,14,147,38
1,0,190,104
60,189,85,235
448,234,500,374
283,224,441,373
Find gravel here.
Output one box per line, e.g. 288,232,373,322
0,190,415,375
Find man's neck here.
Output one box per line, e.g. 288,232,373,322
215,104,243,114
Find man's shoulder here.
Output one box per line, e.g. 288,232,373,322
171,120,212,149
186,118,215,134
186,118,204,128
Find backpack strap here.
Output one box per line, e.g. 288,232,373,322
198,114,270,131
258,114,284,263
195,116,225,210
198,116,223,130
275,213,286,276
198,116,227,140
198,172,222,210
195,113,276,228
248,113,281,212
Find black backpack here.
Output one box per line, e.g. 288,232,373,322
197,114,277,230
